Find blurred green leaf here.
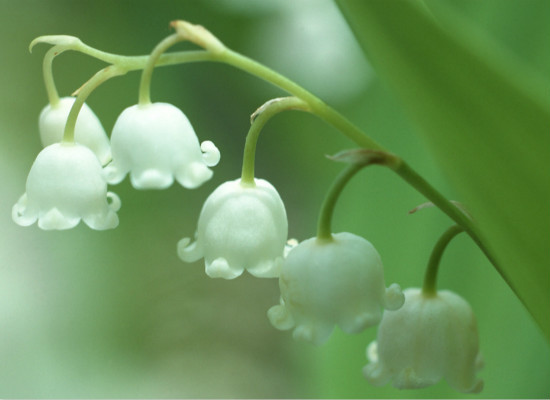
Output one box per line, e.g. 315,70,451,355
336,0,550,340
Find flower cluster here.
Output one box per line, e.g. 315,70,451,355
13,22,484,395
14,99,219,230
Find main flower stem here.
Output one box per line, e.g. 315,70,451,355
422,225,464,297
45,28,498,275
241,97,311,185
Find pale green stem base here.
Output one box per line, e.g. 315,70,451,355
422,225,464,297
139,33,184,105
241,97,310,185
317,163,365,241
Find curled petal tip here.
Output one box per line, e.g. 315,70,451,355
384,283,405,311
12,195,36,227
267,304,294,330
469,379,484,394
106,192,121,212
103,164,125,185
201,140,220,167
366,341,378,363
177,237,203,263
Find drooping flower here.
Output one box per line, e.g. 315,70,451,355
364,287,484,393
12,142,120,230
104,102,220,190
178,178,288,279
39,97,111,165
268,232,404,345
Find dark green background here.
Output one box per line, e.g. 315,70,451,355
1,0,548,398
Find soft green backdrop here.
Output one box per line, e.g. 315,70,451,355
0,0,548,398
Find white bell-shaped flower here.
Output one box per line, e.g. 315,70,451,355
268,232,404,345
178,178,288,279
39,97,111,165
104,102,220,190
12,142,120,230
364,287,484,393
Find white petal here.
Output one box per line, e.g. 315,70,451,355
292,323,333,346
366,340,378,363
267,303,294,330
363,362,390,387
201,140,221,167
38,208,80,230
83,208,119,230
12,194,37,227
106,191,121,212
131,168,174,190
206,257,243,279
177,237,203,263
340,310,382,334
103,163,127,185
176,162,213,189
247,257,282,278
384,283,405,311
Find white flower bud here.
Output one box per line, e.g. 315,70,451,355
39,97,111,165
268,232,404,345
178,178,288,279
12,142,120,230
104,102,220,190
364,287,484,393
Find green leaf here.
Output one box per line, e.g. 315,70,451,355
335,0,550,340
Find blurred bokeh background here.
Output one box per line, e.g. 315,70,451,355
1,0,549,398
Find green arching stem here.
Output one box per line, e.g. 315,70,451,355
241,97,311,185
42,46,62,106
422,225,464,296
316,150,399,241
44,29,498,274
138,33,184,105
53,40,384,151
394,162,500,275
218,48,384,153
62,66,126,143
317,162,365,241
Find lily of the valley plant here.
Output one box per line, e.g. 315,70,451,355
12,20,489,394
